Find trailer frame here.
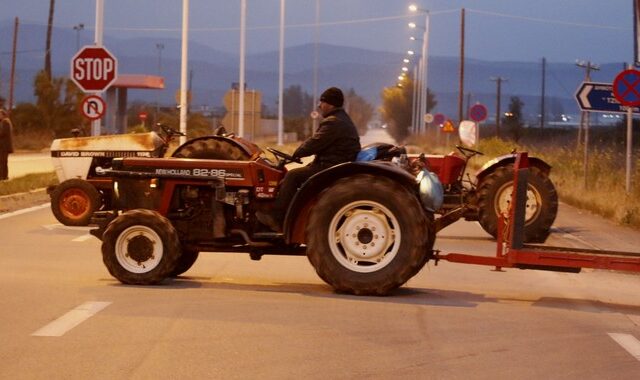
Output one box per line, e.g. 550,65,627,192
435,152,640,273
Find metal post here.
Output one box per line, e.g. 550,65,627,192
277,0,285,145
238,0,246,137
155,43,164,125
91,0,104,136
420,10,430,134
178,0,189,144
626,63,635,194
458,8,465,125
9,17,18,113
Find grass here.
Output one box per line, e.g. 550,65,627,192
0,172,58,196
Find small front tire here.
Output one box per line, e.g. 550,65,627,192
50,179,101,226
102,209,181,285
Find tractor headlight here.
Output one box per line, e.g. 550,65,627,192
416,169,443,212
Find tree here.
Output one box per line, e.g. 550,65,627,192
12,71,85,138
283,85,312,118
344,88,373,136
503,96,524,142
379,77,437,142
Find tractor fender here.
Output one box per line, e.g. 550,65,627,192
475,154,551,184
172,135,262,158
284,161,422,244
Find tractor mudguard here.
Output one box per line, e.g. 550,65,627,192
172,135,262,158
475,154,551,184
284,161,427,244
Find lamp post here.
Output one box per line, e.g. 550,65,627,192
73,23,84,51
409,4,430,134
155,43,164,124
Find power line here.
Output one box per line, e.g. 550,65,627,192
466,8,629,31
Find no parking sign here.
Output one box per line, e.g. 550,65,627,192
613,69,640,107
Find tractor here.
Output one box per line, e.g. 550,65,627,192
88,132,557,295
47,125,255,226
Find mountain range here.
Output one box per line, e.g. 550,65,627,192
0,20,628,123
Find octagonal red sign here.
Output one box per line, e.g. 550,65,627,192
70,46,118,92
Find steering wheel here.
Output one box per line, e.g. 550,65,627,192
158,123,185,137
266,147,302,165
456,145,484,158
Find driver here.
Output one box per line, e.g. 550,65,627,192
256,87,361,232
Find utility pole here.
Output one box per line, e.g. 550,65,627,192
44,0,55,78
155,43,164,125
575,60,599,145
540,57,546,129
575,60,599,189
458,8,465,124
490,76,508,138
9,17,19,112
73,23,84,51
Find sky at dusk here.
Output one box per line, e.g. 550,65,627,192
2,0,635,64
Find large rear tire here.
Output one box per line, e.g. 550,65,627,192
171,137,249,160
102,209,181,285
50,179,101,226
477,165,558,243
306,174,434,296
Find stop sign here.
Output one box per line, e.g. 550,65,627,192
70,46,118,92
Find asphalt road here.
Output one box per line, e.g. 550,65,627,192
0,201,639,379
2,129,639,378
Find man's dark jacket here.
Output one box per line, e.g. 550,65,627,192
0,118,13,154
292,108,361,167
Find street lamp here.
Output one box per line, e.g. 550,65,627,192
155,43,165,124
73,23,84,51
409,4,430,135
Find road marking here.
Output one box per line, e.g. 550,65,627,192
72,234,94,242
31,301,111,337
628,315,640,327
0,203,50,220
608,333,640,361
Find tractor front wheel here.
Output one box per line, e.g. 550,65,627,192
102,209,181,285
50,179,101,226
306,174,434,296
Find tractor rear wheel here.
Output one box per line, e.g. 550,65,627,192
102,209,181,285
171,138,249,160
50,179,101,226
477,164,558,243
306,174,434,296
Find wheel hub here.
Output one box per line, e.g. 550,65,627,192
61,190,89,217
126,234,155,263
335,207,396,265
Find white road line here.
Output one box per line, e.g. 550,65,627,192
608,333,640,361
31,301,111,337
72,234,94,242
0,203,50,220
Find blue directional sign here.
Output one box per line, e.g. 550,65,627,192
575,82,640,114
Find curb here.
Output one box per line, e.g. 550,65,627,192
0,188,50,214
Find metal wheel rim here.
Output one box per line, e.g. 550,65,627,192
328,200,400,273
495,182,542,224
60,188,90,218
115,225,163,274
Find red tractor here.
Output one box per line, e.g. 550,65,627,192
89,133,557,295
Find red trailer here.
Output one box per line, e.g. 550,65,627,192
435,152,640,274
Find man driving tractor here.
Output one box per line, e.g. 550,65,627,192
256,87,361,232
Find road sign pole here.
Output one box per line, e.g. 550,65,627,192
627,105,633,193
91,0,104,136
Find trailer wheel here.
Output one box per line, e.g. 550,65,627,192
50,179,101,226
102,209,180,285
171,138,249,160
478,165,558,243
170,249,199,277
306,174,434,296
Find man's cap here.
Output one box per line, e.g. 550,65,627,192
320,87,344,107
